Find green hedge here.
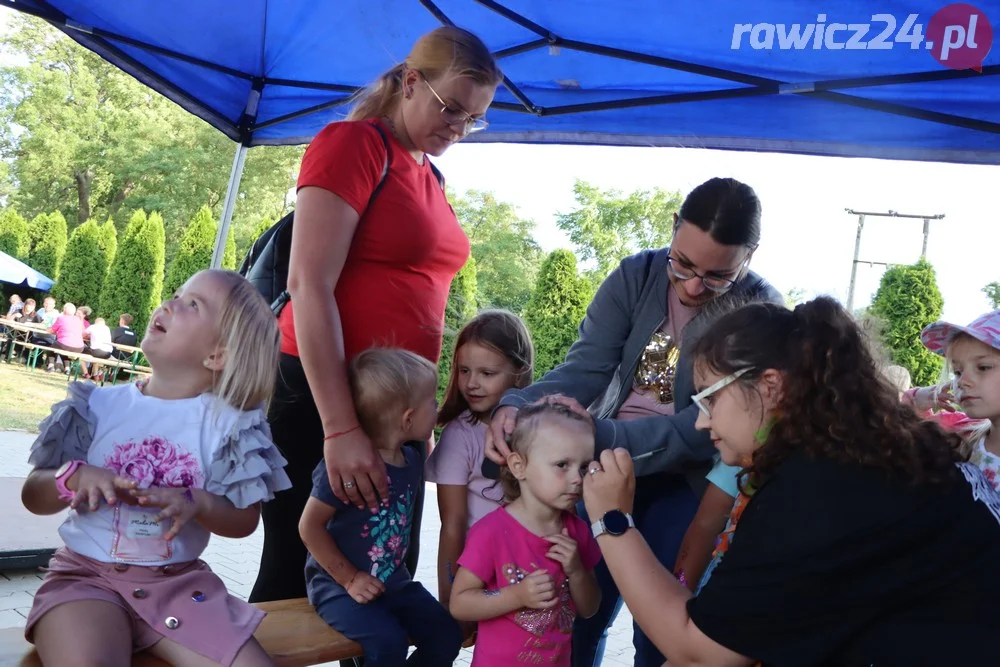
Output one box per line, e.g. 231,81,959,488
52,219,107,308
523,249,592,379
0,208,30,261
871,259,945,387
101,209,165,335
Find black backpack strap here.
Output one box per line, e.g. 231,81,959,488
429,161,445,190
267,123,391,317
368,122,392,206
372,120,444,192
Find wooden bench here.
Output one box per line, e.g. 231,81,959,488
14,343,132,384
1,597,476,666
0,598,365,666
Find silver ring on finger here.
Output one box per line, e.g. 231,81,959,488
589,466,601,476
344,480,356,490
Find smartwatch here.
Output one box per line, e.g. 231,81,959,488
591,509,635,538
54,459,85,502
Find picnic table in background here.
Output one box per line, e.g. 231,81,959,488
0,321,149,384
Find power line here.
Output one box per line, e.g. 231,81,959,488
844,209,945,312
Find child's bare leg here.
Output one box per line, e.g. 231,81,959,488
33,599,132,667
148,635,273,667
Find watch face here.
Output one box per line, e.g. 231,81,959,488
602,510,630,536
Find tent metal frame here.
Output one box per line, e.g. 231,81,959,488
4,0,999,266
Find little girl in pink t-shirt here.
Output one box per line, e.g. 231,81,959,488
425,310,534,611
450,401,602,666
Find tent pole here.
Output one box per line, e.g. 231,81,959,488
211,142,249,269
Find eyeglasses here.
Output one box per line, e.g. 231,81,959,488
666,250,753,293
423,78,489,134
692,367,754,418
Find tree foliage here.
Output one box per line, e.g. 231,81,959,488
870,260,945,387
984,281,1000,310
163,206,216,300
0,14,299,266
222,226,237,271
783,287,807,309
557,179,681,283
101,209,165,335
52,219,107,308
523,250,593,379
97,217,118,280
438,258,479,399
451,190,542,315
0,207,30,260
27,211,68,281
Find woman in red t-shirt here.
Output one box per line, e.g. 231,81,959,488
249,27,503,602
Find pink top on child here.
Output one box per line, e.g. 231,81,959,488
458,507,602,667
425,411,504,528
51,314,85,348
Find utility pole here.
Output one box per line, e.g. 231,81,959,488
844,209,945,313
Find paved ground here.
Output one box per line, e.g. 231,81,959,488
0,430,638,666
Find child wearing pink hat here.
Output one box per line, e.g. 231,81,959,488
916,310,1000,489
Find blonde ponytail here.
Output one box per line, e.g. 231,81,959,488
347,63,405,121
347,27,501,122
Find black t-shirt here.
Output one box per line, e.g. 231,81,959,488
111,325,137,347
687,453,1000,667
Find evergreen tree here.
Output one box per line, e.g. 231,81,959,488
984,281,1000,310
163,206,216,299
144,212,167,324
101,209,166,335
98,218,118,276
870,259,945,387
52,219,106,307
438,258,479,399
0,208,30,261
222,225,237,271
523,250,593,379
27,211,68,280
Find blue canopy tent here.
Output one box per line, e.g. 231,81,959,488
3,0,998,266
0,250,54,291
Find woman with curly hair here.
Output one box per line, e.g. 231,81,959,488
582,297,1000,667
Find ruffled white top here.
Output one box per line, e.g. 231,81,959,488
29,382,291,565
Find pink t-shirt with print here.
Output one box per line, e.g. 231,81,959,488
425,412,505,528
458,507,602,667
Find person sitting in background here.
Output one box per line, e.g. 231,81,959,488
7,299,43,363
36,297,58,327
48,303,85,374
31,298,59,367
84,317,114,382
6,294,23,320
111,313,137,359
0,294,25,358
76,306,92,328
14,298,41,324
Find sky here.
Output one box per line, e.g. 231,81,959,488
1,6,997,326
433,142,998,325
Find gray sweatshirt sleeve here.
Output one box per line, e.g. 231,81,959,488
592,403,714,477
498,257,639,411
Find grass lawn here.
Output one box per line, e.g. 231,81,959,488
0,361,71,432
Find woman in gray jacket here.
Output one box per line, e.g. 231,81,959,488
487,177,783,667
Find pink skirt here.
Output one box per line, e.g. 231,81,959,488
26,548,264,666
